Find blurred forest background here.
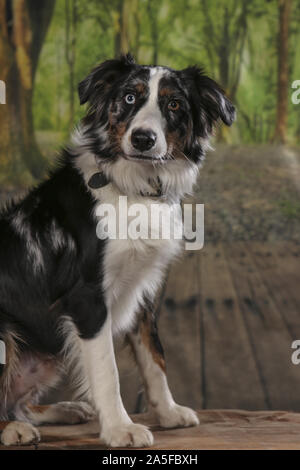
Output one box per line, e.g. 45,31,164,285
0,0,299,187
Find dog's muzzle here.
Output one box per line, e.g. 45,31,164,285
131,128,157,152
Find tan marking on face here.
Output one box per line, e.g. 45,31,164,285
135,82,146,94
159,87,175,97
108,109,127,149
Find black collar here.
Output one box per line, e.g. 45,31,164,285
88,172,164,198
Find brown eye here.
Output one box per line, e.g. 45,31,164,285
168,100,179,111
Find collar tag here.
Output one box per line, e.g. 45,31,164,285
0,340,6,365
88,172,110,189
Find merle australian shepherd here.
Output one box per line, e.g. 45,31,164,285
0,54,235,447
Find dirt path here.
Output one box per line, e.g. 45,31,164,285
192,144,300,241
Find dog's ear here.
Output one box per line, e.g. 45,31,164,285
78,53,135,105
181,66,236,137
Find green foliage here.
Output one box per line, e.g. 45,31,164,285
33,0,300,145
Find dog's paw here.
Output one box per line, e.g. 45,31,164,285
157,404,199,429
102,423,154,448
53,401,95,424
1,421,40,446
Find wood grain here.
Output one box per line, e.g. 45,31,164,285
3,410,300,450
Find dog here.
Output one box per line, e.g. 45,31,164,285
0,54,235,447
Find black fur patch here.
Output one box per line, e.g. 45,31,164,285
0,154,107,355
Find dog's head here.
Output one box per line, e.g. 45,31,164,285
75,54,235,199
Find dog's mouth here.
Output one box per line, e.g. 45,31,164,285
123,154,170,163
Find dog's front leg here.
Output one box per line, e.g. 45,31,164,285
128,310,199,429
80,314,153,448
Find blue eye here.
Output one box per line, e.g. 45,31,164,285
125,94,136,104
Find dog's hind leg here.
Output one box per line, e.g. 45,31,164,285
0,334,42,446
0,400,95,446
25,401,95,425
0,396,94,446
0,420,40,446
128,309,199,429
0,345,93,445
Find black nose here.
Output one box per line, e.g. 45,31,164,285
131,128,157,152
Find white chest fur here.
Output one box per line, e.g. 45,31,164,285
94,185,183,335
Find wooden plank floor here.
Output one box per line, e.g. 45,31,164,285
128,241,300,413
14,240,300,423
45,240,300,413
2,241,300,450
3,410,300,450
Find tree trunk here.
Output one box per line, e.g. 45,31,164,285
147,0,159,65
113,0,140,59
129,0,140,60
0,0,55,185
113,0,123,58
212,1,248,142
218,6,230,92
273,0,292,144
65,0,77,130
